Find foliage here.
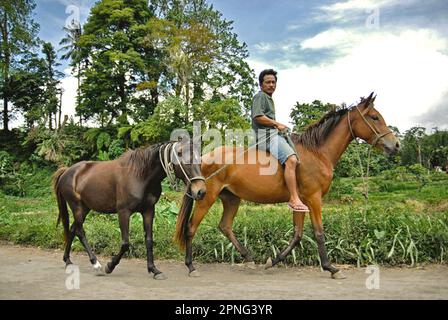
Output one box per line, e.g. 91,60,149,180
129,95,187,144
290,100,337,132
0,0,40,131
193,98,250,131
24,124,90,166
73,0,256,126
76,0,155,124
334,142,399,178
407,163,430,191
149,0,257,117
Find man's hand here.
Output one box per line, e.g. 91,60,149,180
254,116,289,131
275,123,288,131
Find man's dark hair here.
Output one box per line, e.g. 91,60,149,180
259,69,278,86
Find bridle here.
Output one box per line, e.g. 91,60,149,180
159,142,205,187
347,104,394,147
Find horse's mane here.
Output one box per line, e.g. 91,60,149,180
119,142,166,178
290,105,352,151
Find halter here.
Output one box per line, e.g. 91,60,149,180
159,142,205,187
347,104,394,147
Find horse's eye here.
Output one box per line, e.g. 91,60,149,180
370,115,379,121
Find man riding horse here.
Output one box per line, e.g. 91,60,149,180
252,69,309,213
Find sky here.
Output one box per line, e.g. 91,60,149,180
28,0,448,133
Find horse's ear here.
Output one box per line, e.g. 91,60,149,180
362,92,375,109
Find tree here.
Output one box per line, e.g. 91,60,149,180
0,0,39,132
76,0,155,125
400,126,427,166
8,52,46,128
59,20,82,123
148,0,257,123
41,42,63,130
290,100,338,132
423,128,448,168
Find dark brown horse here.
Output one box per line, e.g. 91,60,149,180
175,93,400,279
53,139,206,279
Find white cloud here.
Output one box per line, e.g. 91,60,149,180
248,28,448,133
300,29,363,53
320,0,398,13
253,42,275,52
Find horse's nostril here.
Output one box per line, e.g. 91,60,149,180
396,142,401,149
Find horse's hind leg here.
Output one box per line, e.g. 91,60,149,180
62,202,83,266
63,222,76,266
266,212,305,269
74,205,103,275
142,205,166,280
218,190,254,266
105,209,131,274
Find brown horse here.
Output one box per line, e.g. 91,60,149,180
53,139,206,279
175,92,400,279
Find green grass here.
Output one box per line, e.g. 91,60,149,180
1,172,447,267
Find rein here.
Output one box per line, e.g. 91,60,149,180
347,104,392,203
348,104,394,147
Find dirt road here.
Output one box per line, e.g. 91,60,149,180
0,243,447,300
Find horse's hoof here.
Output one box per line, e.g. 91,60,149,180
244,261,256,270
154,273,167,280
264,257,273,269
189,270,201,277
93,261,105,276
331,270,347,279
105,263,114,274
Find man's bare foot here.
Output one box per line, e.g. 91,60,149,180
287,201,309,212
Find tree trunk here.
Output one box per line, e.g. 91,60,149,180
48,111,53,130
417,143,422,165
77,62,82,126
58,90,63,130
2,96,8,132
185,82,190,125
2,11,10,132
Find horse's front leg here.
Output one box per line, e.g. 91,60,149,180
308,196,346,279
142,205,166,280
105,209,131,274
265,212,305,269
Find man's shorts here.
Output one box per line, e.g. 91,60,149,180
256,131,296,165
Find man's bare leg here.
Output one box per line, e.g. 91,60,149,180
285,155,309,212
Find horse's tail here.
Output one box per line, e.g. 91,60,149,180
174,192,194,251
52,167,70,244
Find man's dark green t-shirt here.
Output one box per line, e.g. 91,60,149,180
251,91,276,131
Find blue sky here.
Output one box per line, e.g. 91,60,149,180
32,0,448,132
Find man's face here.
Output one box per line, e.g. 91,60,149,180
261,74,276,96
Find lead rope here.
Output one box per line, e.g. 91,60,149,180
159,142,179,190
203,129,279,181
348,110,372,222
